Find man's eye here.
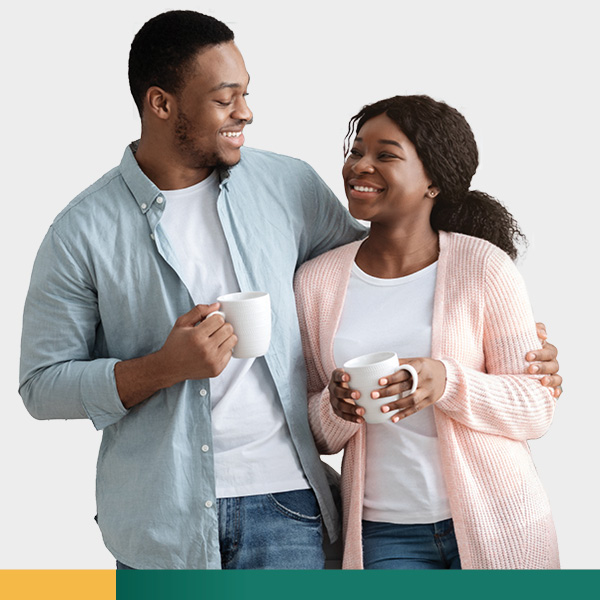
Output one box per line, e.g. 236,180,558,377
216,100,232,107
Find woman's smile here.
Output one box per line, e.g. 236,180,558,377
347,179,385,199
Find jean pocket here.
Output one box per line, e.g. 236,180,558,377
267,489,321,522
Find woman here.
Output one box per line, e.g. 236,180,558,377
294,95,559,569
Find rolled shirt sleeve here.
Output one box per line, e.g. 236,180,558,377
19,226,127,430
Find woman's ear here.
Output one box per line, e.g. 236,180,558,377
427,185,440,199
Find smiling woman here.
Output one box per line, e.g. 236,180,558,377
294,94,559,570
343,114,438,257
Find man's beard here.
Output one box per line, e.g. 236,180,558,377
174,111,240,171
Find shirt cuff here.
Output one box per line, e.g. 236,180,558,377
80,359,129,430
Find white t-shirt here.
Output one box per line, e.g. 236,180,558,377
159,172,308,498
334,261,451,524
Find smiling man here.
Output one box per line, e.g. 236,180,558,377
18,10,365,570
18,10,561,570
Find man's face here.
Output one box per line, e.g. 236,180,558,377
172,42,252,171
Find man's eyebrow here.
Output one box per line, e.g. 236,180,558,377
210,75,251,93
210,82,241,91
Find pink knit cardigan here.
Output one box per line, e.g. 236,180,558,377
294,232,559,569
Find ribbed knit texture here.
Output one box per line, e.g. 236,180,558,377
294,231,559,569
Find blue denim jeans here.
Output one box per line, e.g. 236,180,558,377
116,489,324,570
362,518,462,570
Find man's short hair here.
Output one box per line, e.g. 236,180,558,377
128,10,235,116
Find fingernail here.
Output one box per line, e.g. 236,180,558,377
356,408,365,416
351,392,359,399
379,378,388,385
530,365,540,374
372,392,380,399
392,416,400,423
381,405,389,413
527,353,536,361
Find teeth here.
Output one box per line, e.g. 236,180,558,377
221,131,242,137
354,185,380,193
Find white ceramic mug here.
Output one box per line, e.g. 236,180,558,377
343,351,418,424
207,291,271,359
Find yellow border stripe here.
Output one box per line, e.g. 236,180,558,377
0,570,115,600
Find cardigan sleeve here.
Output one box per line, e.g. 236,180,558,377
294,262,361,455
434,248,556,441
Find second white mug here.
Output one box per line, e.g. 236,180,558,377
343,351,418,424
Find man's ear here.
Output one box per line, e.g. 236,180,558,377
144,86,174,120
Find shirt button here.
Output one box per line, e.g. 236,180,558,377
140,203,147,210
156,196,164,204
150,233,155,241
201,445,209,452
199,389,207,397
205,500,213,508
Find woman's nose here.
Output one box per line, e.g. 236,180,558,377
353,156,375,173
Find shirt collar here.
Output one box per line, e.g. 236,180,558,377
120,141,233,211
119,141,162,214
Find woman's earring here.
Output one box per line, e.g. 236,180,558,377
429,191,436,197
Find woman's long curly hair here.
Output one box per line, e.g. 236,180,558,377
344,95,527,260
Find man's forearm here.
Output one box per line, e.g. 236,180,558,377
115,350,179,409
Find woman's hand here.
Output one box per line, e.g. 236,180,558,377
373,358,447,423
328,368,366,424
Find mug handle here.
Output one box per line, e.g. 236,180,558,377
397,363,418,396
205,310,226,320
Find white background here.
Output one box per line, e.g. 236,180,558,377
1,0,598,569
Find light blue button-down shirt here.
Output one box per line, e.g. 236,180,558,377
19,144,366,569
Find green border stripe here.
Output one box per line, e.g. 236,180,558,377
117,570,599,600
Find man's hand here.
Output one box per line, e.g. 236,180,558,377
115,303,237,409
527,322,562,399
158,303,237,383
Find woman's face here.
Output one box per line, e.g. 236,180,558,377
342,113,436,227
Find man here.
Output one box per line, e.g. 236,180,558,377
19,10,561,569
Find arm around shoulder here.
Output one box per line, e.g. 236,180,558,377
300,163,366,263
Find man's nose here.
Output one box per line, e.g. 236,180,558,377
233,97,253,123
